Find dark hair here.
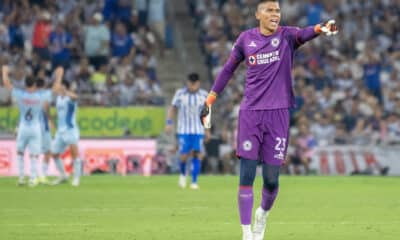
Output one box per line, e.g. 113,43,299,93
25,76,36,88
62,80,70,89
258,0,279,3
36,78,45,88
187,73,200,82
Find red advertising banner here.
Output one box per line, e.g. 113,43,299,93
0,139,157,176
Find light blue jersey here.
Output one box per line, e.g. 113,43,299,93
39,89,53,153
13,88,47,155
52,95,79,154
172,87,208,135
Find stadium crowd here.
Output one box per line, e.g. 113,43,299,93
0,0,166,106
186,0,400,173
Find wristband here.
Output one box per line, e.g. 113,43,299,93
166,119,173,125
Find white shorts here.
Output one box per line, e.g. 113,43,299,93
52,128,80,154
16,126,42,155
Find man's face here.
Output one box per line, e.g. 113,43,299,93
256,1,281,33
187,81,200,92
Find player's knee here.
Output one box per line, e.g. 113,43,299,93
239,158,257,186
264,180,279,192
192,151,201,159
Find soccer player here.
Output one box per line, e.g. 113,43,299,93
2,65,63,186
36,78,68,183
200,1,338,239
52,80,81,186
165,73,209,189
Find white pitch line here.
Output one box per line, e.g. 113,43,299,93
270,221,400,225
3,223,95,227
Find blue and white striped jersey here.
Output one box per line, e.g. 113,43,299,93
172,87,208,135
56,95,78,132
12,88,46,129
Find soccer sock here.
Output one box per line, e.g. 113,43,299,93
30,155,38,180
17,154,24,180
261,186,279,211
54,157,66,178
73,158,82,180
179,161,186,176
238,186,253,225
42,161,49,177
191,157,200,184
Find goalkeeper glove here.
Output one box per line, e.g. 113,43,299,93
200,92,217,129
315,19,338,36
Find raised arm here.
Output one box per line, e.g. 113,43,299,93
52,66,64,93
2,65,13,91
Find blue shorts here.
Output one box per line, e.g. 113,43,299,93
41,130,52,154
52,128,80,154
177,134,204,154
16,126,42,155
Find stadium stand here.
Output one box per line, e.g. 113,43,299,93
0,0,165,106
187,0,400,148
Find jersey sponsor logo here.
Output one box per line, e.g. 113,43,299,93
271,37,280,47
249,50,281,65
22,99,40,105
248,55,257,65
243,140,252,151
248,41,257,47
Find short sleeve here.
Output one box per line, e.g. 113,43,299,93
171,90,180,107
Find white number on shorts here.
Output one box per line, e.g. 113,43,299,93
275,137,286,151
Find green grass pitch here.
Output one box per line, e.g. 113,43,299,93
0,175,399,240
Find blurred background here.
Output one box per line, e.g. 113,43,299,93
0,0,399,177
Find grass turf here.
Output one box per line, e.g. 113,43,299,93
0,175,399,240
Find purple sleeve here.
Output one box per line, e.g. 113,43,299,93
211,35,244,94
285,26,319,49
295,26,319,44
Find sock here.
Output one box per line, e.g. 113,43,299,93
241,224,252,235
17,154,24,180
179,161,186,176
42,161,49,177
54,157,66,178
261,187,279,211
30,155,38,180
238,186,253,225
74,158,82,180
191,157,200,184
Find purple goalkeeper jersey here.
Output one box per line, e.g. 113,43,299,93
211,26,318,110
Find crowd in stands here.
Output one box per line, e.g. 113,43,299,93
187,0,400,174
0,0,166,106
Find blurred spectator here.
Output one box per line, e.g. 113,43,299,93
148,0,166,43
32,11,51,60
84,13,110,69
118,73,139,106
48,22,72,68
111,22,135,58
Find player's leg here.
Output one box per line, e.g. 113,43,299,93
39,131,52,184
238,158,258,240
177,134,190,188
236,110,263,240
189,134,204,189
27,131,42,187
16,131,27,185
51,132,68,184
69,143,81,186
65,129,81,186
254,109,289,240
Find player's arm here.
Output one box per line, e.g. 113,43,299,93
2,65,13,91
200,45,244,128
294,20,338,45
65,89,79,100
52,66,64,93
165,105,177,134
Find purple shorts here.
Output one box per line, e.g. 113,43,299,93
236,109,290,165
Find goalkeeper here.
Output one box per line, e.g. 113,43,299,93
200,1,338,240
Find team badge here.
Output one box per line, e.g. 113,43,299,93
243,140,252,151
271,38,280,47
248,55,256,65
